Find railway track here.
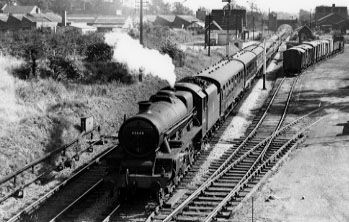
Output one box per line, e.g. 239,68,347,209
5,142,118,222
99,76,304,222
143,76,321,222
25,75,321,222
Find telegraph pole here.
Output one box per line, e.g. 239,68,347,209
208,13,211,56
261,11,264,38
252,3,255,40
235,8,238,38
309,9,312,29
268,8,270,35
140,0,144,45
263,39,266,90
251,197,254,222
225,0,231,57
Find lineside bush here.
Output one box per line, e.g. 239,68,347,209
160,41,185,67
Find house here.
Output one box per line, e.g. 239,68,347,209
0,13,59,31
187,21,205,32
315,4,348,21
67,14,126,32
205,9,247,33
290,25,315,43
154,15,175,27
196,9,206,21
70,23,97,34
23,14,58,30
317,13,347,33
0,4,61,31
172,15,200,29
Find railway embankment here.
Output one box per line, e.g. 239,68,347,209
231,45,349,222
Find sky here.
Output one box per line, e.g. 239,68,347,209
167,0,349,14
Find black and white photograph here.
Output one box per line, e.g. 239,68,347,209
0,0,348,221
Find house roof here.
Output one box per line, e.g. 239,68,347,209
1,5,38,14
156,15,176,22
294,25,312,32
68,14,125,25
317,12,346,25
175,15,200,23
70,23,97,31
24,14,52,23
44,12,62,23
94,17,125,24
8,14,24,21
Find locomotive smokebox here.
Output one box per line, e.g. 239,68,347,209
138,101,151,113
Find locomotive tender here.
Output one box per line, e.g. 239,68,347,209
106,29,290,200
283,35,345,75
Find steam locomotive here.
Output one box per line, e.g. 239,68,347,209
106,29,290,201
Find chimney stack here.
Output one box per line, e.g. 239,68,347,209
62,10,67,26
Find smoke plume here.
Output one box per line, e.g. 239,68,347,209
0,55,23,123
104,31,176,87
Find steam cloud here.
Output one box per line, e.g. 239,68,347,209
0,55,23,123
104,31,176,87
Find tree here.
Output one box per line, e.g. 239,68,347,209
148,0,171,14
172,2,193,15
299,9,311,25
85,42,113,62
50,0,71,13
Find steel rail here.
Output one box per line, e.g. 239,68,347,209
7,144,118,222
0,126,100,188
260,77,299,160
204,116,324,222
48,178,104,222
0,140,100,204
161,78,286,222
102,204,121,222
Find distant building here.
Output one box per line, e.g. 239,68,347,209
0,4,61,31
172,15,201,29
67,14,126,32
315,4,348,21
317,13,348,33
153,15,176,27
268,12,277,31
70,23,97,34
266,12,298,31
295,25,315,43
205,9,247,33
0,13,58,31
314,4,348,33
196,9,206,21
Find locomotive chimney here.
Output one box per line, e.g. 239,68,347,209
138,101,151,113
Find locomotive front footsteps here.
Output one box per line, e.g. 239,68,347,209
105,28,291,204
